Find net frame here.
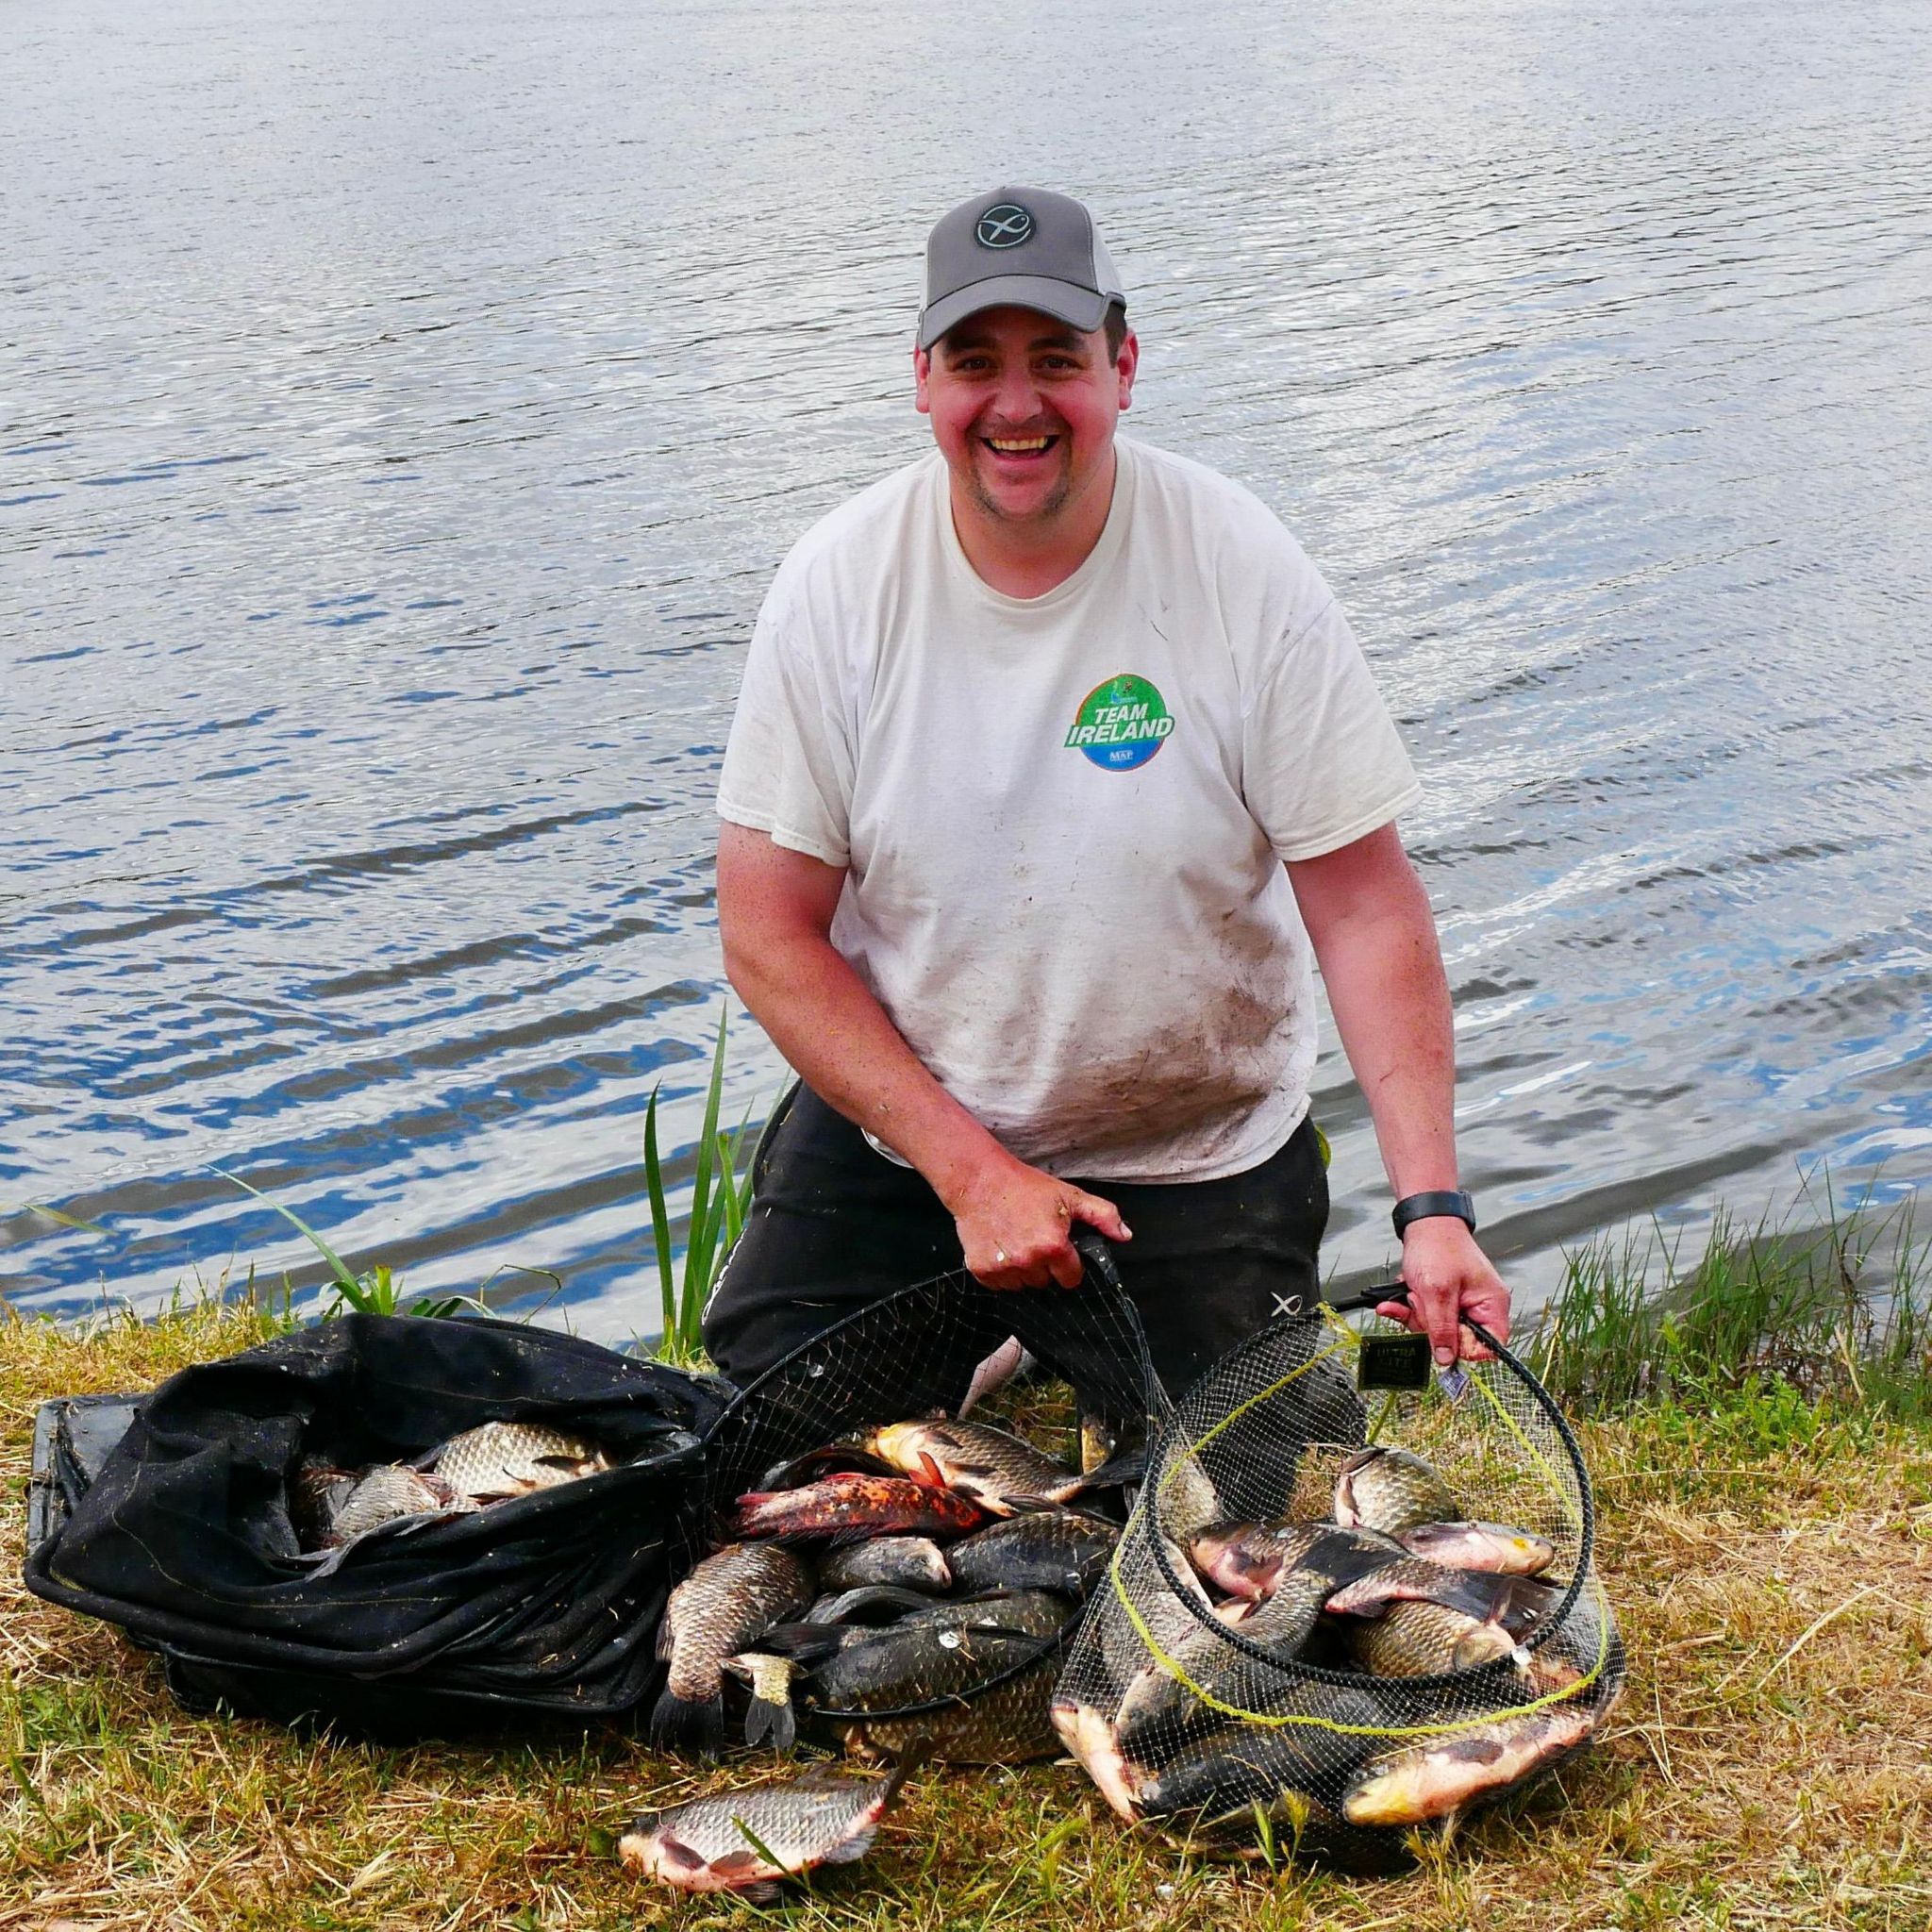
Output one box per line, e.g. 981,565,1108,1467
695,1258,1165,1727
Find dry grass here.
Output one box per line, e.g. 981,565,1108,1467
5,1301,1931,1931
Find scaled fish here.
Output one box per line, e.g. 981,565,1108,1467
946,1509,1119,1597
618,1754,922,1902
1050,1696,1144,1823
1332,1446,1461,1536
818,1536,953,1594
728,1475,984,1543
1397,1520,1557,1576
867,1420,1087,1516
1187,1520,1339,1601
321,1465,476,1547
1341,1704,1598,1826
808,1606,1060,1717
431,1421,609,1501
653,1541,816,1753
841,1648,1062,1765
1342,1596,1523,1676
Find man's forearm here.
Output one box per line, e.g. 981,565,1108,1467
722,924,1010,1211
1305,863,1461,1201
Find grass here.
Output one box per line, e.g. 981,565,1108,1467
6,1242,1932,1929
1524,1180,1932,1420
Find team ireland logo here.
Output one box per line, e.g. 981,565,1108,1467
1063,673,1174,772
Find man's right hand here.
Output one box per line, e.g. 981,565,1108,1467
944,1152,1132,1291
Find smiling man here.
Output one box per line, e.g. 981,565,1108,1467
703,186,1508,1395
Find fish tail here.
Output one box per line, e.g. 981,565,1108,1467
649,1688,726,1758
1066,1443,1148,1494
742,1696,798,1753
877,1735,933,1812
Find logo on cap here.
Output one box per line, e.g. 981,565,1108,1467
975,203,1034,249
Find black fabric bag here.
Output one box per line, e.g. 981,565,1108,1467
23,1313,725,1736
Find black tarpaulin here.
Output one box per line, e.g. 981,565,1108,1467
23,1313,726,1730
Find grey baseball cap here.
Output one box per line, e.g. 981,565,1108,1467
917,186,1125,351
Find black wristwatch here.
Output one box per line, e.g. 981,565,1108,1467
1391,1190,1477,1239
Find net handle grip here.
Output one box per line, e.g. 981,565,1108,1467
1325,1279,1410,1317
1071,1226,1125,1294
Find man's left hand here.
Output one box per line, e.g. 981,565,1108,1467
1376,1219,1510,1365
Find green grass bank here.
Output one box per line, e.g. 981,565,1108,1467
4,1202,1930,1930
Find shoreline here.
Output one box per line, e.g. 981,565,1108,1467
5,1277,1929,1929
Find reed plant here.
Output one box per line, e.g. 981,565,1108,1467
1524,1178,1931,1421
644,1007,758,1364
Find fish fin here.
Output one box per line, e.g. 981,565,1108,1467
709,1848,766,1875
912,1452,947,1491
736,1879,789,1904
655,1831,704,1872
876,1736,933,1811
1066,1443,1148,1493
648,1689,725,1758
654,1618,675,1662
818,1821,881,1867
742,1695,798,1754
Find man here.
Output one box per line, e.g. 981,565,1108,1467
702,186,1508,1396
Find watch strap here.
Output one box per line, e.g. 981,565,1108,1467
1391,1190,1476,1239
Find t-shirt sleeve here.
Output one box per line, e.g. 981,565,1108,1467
715,596,855,867
1242,595,1423,863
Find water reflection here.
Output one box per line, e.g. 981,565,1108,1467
4,0,1930,1337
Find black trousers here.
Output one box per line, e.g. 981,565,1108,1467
701,1084,1329,1402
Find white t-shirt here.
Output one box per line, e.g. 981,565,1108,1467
716,435,1421,1183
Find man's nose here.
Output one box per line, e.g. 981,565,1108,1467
991,364,1044,422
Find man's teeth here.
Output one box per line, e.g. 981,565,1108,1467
988,436,1052,452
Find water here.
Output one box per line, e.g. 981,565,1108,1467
6,0,1930,1342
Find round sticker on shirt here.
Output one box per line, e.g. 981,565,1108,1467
1063,673,1175,771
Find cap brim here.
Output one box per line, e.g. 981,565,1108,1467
917,275,1112,351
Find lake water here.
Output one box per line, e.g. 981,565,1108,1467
6,0,1931,1342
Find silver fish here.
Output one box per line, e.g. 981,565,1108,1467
1341,1704,1598,1826
431,1421,609,1501
1332,1447,1461,1535
867,1420,1084,1516
1397,1521,1557,1576
958,1337,1035,1416
322,1465,475,1546
618,1756,921,1902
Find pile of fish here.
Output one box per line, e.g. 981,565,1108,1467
1054,1443,1618,1842
288,1420,611,1567
650,1417,1125,1768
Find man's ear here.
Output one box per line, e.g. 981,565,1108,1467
913,344,932,415
1115,330,1139,412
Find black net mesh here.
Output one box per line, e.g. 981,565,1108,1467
1053,1307,1624,1868
691,1260,1162,1756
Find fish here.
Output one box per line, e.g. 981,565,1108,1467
1341,1704,1598,1826
1109,1526,1406,1753
1113,1564,1338,1757
1097,1531,1215,1701
723,1651,811,1751
895,1588,1072,1638
1050,1697,1144,1823
755,1443,902,1491
652,1541,817,1754
1396,1520,1557,1576
320,1465,476,1546
1343,1597,1524,1677
841,1649,1064,1764
818,1536,953,1594
1130,1687,1381,1828
808,1607,1059,1716
958,1336,1035,1416
866,1420,1087,1516
288,1456,360,1549
728,1475,984,1543
1324,1557,1524,1623
1188,1520,1337,1601
946,1509,1119,1598
1332,1446,1461,1535
806,1585,949,1626
431,1421,609,1501
617,1752,924,1902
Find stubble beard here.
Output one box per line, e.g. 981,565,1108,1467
964,441,1074,527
